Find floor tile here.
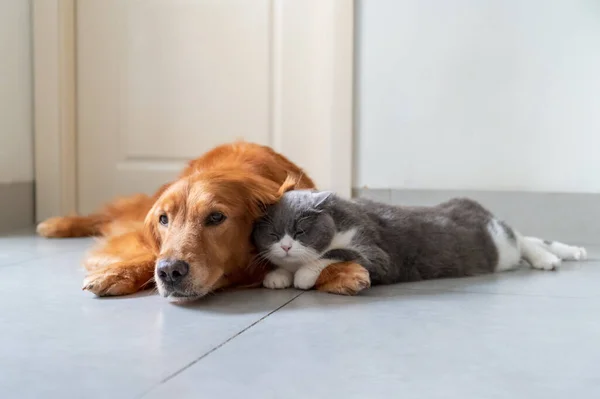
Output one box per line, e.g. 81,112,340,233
0,245,300,399
3,230,600,399
143,288,600,399
0,228,93,266
398,246,600,298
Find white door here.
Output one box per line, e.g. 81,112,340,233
74,0,354,215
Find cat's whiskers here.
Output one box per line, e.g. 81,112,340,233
296,248,320,270
260,214,277,227
253,248,277,267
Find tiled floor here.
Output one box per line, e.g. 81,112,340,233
1,229,599,399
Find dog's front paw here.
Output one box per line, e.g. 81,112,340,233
82,270,138,296
263,268,293,289
293,268,319,290
315,262,371,296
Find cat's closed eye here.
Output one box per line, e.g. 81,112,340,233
294,216,314,238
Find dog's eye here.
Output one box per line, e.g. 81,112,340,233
159,214,169,226
206,212,226,226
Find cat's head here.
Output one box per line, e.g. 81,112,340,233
252,185,336,267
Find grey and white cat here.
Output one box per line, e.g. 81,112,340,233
252,189,587,291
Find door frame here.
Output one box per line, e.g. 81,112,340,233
32,0,77,222
32,0,354,222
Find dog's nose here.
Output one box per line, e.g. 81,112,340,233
157,259,189,285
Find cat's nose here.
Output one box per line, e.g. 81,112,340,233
281,244,292,253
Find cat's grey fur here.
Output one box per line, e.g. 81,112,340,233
252,190,586,288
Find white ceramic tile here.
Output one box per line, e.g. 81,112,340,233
3,230,600,399
0,244,300,398
144,288,600,399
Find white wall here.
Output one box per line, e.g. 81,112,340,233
0,0,33,184
356,0,600,193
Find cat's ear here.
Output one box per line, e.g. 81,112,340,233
312,191,333,208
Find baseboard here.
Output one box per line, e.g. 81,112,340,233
353,188,600,245
0,182,35,233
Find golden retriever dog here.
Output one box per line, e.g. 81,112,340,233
37,142,370,300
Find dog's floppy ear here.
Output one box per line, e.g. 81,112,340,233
277,174,300,197
238,174,282,219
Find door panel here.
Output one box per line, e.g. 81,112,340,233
77,0,271,213
121,1,270,159
76,0,353,214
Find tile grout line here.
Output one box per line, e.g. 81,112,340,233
136,291,305,398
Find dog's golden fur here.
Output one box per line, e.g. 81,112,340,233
37,142,371,298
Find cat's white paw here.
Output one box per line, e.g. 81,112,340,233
573,247,587,261
530,252,562,271
556,244,588,261
293,268,319,290
263,268,293,289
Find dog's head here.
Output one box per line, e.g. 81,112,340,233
144,169,281,301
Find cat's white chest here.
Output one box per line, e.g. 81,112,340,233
264,228,360,291
325,228,357,252
269,228,358,272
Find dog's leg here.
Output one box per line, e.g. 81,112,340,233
523,237,587,261
82,231,156,296
315,262,371,295
37,192,159,238
37,214,106,238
